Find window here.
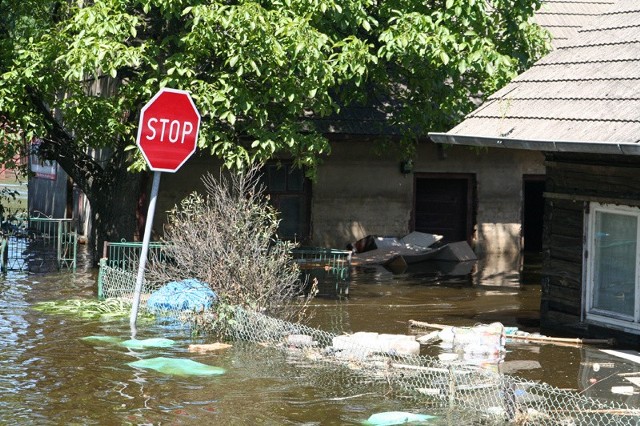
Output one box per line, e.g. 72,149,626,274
259,163,310,243
585,203,640,330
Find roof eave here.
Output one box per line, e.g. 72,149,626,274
428,133,640,156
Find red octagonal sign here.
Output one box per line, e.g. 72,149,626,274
136,88,201,172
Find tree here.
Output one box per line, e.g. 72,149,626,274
0,0,550,261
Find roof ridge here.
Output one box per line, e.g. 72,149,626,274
516,77,640,82
487,97,640,101
542,1,614,3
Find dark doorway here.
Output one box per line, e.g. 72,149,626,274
413,174,475,244
260,163,311,243
523,176,545,252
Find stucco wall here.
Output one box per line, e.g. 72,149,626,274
312,141,544,254
149,142,543,255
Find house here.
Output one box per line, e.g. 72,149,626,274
430,0,640,344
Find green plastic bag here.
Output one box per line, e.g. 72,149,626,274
128,357,225,376
81,335,122,345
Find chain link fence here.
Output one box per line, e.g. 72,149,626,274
98,261,640,425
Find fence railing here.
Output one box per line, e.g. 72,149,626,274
98,242,352,299
0,215,78,272
290,247,352,297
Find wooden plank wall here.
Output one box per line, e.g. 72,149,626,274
541,152,640,341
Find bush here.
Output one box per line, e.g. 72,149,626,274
148,166,315,332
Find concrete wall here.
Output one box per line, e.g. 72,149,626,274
148,142,543,256
312,141,544,254
312,142,413,249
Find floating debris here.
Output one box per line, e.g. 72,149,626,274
33,298,154,321
121,338,176,349
188,342,233,353
128,357,225,376
362,411,437,425
81,335,122,345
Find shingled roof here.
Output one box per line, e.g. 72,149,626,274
535,0,617,48
430,0,640,155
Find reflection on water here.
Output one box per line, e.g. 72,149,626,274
0,252,638,424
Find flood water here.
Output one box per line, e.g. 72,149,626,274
1,251,639,425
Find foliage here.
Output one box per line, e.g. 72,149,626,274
0,186,22,226
0,0,550,169
33,297,154,321
147,165,316,332
0,0,550,248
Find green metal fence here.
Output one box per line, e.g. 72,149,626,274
98,240,168,299
0,216,78,272
98,242,352,299
290,247,352,297
28,217,78,270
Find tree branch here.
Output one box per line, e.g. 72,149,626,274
25,85,104,201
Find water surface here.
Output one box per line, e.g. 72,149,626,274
0,253,638,425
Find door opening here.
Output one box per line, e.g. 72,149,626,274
413,174,475,244
523,176,545,252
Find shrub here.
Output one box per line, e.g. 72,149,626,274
148,166,315,333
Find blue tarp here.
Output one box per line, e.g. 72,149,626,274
146,279,217,313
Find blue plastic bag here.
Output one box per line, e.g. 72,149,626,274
147,279,217,313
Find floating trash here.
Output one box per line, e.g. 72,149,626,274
363,411,437,425
33,299,153,321
121,338,176,349
147,279,217,314
128,357,225,376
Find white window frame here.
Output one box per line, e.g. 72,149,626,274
584,202,640,332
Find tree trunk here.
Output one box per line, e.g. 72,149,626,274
90,169,144,263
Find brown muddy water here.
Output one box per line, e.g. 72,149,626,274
1,253,639,425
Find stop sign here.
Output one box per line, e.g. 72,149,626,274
136,88,201,172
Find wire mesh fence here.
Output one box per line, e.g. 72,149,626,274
98,262,640,425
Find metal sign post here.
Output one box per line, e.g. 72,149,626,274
129,88,201,337
129,171,161,337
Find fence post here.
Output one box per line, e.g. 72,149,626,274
448,366,456,409
0,237,7,273
97,258,107,299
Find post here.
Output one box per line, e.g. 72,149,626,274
130,171,162,338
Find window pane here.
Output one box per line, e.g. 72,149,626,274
592,211,637,317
